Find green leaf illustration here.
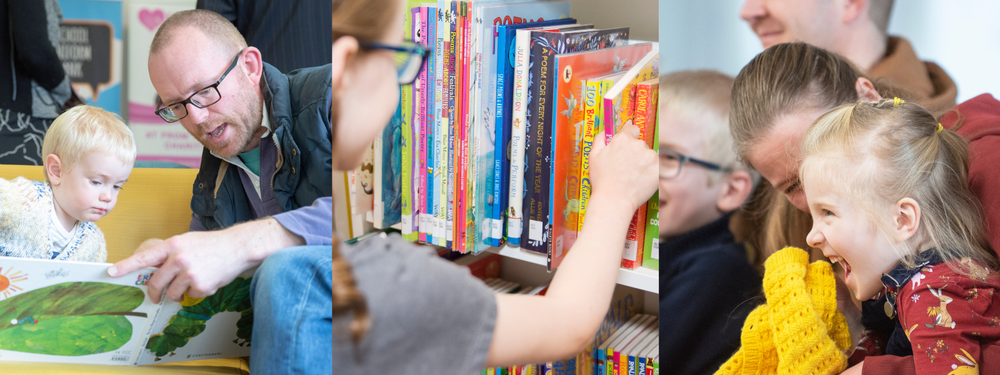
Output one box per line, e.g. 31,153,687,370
0,282,145,356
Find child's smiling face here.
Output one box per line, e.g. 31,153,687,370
803,169,901,301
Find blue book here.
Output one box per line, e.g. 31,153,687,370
425,6,437,244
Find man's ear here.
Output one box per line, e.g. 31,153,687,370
855,77,883,101
717,170,753,213
841,0,868,25
332,36,360,92
46,154,63,185
893,197,921,243
240,47,264,87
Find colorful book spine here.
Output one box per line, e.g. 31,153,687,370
462,1,476,253
426,6,438,245
414,6,427,242
636,79,659,270
577,78,606,233
457,1,468,253
621,82,656,269
436,5,449,247
492,22,510,248
506,28,532,248
472,4,494,253
447,1,458,250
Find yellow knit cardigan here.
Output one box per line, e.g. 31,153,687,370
716,247,852,375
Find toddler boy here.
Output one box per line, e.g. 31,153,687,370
0,105,136,262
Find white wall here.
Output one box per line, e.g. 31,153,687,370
659,0,1000,102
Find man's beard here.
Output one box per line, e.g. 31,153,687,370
199,83,263,160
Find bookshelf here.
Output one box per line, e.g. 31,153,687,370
488,245,658,293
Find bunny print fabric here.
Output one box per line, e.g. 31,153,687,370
880,250,1000,375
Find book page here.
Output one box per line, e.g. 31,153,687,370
134,268,255,365
0,257,158,366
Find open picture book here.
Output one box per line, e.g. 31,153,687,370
0,256,253,366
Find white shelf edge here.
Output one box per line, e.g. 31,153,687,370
487,245,658,294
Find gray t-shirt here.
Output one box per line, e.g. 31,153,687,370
334,233,498,374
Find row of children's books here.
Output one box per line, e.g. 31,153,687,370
333,0,660,272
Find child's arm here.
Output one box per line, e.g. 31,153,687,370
484,124,657,367
897,277,985,375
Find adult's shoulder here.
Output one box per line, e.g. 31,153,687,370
944,93,1000,142
283,64,333,106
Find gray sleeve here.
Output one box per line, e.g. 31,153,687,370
334,234,497,374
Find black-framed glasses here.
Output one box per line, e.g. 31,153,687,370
155,48,246,123
660,149,732,180
359,41,430,85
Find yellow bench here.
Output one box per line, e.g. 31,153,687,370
0,165,249,374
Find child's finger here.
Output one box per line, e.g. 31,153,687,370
616,124,641,141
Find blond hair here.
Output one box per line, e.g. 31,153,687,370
42,105,136,180
150,10,246,58
800,99,997,272
661,71,742,175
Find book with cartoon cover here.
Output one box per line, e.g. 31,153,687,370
0,257,253,366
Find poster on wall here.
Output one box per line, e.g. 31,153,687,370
58,0,123,116
126,0,201,168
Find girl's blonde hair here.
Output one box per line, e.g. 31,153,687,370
800,98,997,271
330,0,402,346
42,105,136,180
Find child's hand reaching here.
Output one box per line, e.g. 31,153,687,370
587,124,657,214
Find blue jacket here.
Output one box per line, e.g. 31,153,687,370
191,63,332,231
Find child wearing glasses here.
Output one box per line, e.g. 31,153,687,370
331,0,657,372
0,105,135,262
800,99,1000,374
657,70,763,374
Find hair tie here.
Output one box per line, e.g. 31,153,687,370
893,97,904,107
937,123,944,133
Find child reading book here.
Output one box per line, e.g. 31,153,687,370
800,98,1000,374
0,105,135,262
658,70,762,374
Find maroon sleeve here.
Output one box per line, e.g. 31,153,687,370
945,94,1000,255
861,355,916,375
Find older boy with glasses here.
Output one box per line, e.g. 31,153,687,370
658,70,762,374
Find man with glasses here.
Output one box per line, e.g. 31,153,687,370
107,9,333,371
657,71,762,374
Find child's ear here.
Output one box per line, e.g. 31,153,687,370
716,171,753,213
855,77,882,102
45,154,63,185
893,197,921,242
331,36,360,92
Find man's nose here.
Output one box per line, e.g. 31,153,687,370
185,103,210,126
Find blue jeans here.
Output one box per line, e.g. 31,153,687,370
250,246,332,374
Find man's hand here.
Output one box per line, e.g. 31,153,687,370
108,218,304,304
